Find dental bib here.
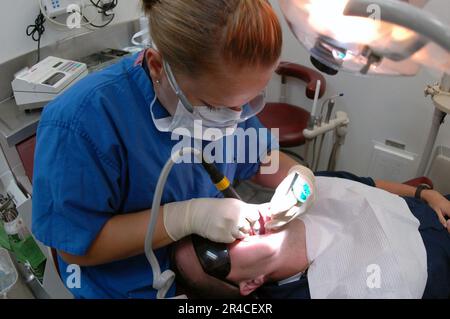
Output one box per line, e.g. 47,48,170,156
299,177,427,299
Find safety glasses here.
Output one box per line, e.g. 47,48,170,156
163,60,267,122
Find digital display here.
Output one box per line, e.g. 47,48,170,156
53,61,63,68
42,72,65,86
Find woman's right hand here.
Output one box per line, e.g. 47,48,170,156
163,198,262,243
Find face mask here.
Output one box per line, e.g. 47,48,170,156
147,49,266,140
149,94,242,140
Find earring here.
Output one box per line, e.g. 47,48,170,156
155,80,161,85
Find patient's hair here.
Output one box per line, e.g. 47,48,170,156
171,237,242,299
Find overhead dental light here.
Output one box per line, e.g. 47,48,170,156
279,0,450,76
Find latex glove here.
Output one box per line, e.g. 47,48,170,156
163,198,261,243
265,165,316,230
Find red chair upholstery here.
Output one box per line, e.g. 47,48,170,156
50,247,61,279
16,135,36,183
258,62,326,148
403,177,434,189
276,62,327,99
258,102,311,147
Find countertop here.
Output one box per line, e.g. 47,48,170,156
0,49,135,148
0,97,43,147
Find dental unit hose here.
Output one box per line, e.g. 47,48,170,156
145,147,202,299
145,148,243,298
320,94,344,123
315,99,335,171
314,94,344,170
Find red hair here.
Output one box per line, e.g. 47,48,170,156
144,0,282,76
222,1,283,68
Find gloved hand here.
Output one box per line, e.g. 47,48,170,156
163,198,261,243
265,165,316,230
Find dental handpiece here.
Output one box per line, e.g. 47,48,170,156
320,93,344,123
200,158,241,200
325,99,336,124
201,157,262,235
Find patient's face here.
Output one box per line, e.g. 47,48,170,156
173,219,307,297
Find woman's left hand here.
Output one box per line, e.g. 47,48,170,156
264,165,316,230
422,190,450,232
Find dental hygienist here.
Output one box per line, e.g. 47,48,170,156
32,0,315,299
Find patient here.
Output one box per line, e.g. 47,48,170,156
172,218,308,298
171,172,450,299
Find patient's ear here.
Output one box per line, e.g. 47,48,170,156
239,275,265,296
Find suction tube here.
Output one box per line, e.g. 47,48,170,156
145,147,243,298
145,147,201,299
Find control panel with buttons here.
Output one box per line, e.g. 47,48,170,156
41,0,81,18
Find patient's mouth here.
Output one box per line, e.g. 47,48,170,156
249,212,267,236
258,212,266,235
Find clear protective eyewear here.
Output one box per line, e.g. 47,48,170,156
163,61,267,122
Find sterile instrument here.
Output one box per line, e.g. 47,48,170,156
303,87,349,171
314,94,345,171
12,56,88,110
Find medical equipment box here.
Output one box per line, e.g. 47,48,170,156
12,56,88,110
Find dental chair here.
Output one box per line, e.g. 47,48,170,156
257,61,327,162
404,176,434,189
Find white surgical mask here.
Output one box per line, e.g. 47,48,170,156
149,58,266,141
150,95,243,140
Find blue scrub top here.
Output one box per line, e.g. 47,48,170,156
32,52,277,299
